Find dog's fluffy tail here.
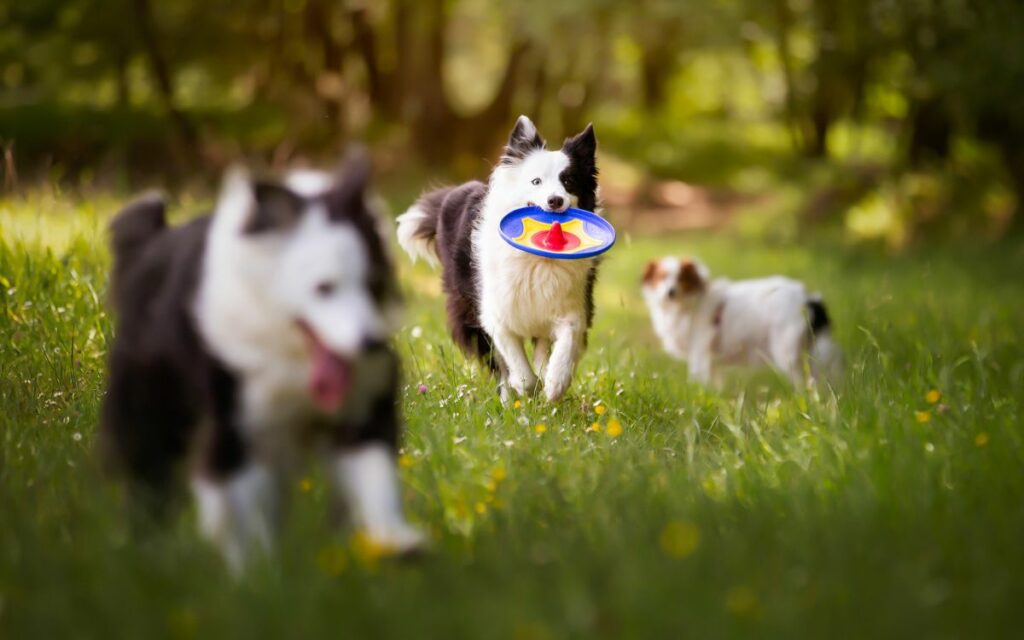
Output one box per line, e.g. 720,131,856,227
396,202,440,267
108,193,167,301
806,295,843,382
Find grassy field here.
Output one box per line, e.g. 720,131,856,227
2,193,1023,638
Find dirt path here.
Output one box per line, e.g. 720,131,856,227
601,177,768,234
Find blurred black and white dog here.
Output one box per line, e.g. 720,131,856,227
396,115,600,402
101,153,424,571
641,257,842,387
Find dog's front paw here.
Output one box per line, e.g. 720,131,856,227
359,522,429,558
509,372,539,397
497,381,511,403
543,370,572,402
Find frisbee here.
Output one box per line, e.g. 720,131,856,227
498,206,616,259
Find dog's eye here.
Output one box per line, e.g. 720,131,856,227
531,178,542,186
315,281,337,297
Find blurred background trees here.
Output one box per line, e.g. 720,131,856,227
2,0,1022,242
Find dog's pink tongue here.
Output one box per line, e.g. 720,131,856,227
307,332,351,413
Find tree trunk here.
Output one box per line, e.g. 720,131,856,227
559,14,610,134
304,0,346,128
979,114,1024,236
1001,141,1024,236
805,0,843,158
773,0,806,153
409,0,457,163
130,0,198,148
906,96,953,166
391,0,412,117
115,49,130,107
639,45,674,112
465,41,532,146
350,7,386,114
527,57,549,126
807,98,832,158
397,1,531,164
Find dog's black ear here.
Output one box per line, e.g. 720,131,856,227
108,193,167,305
561,123,598,211
243,180,304,234
501,115,545,165
563,123,597,163
110,192,167,262
327,147,396,301
328,146,373,220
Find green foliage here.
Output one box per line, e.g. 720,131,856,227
3,0,1024,234
2,195,1024,636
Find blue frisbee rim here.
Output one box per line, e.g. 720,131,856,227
498,206,616,260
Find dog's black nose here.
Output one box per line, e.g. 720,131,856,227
547,195,565,210
667,287,677,299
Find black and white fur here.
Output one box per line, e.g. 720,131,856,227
641,256,842,387
100,153,424,572
396,115,600,402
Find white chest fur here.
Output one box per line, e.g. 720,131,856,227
475,222,592,338
649,304,692,360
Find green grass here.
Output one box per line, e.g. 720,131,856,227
2,194,1023,638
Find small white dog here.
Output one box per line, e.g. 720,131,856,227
641,257,841,386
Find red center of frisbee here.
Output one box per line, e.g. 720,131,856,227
530,221,580,251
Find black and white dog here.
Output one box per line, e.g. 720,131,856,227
101,153,424,571
396,116,600,402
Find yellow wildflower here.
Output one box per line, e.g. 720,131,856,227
725,586,759,617
398,454,414,469
659,521,700,559
606,419,623,437
513,400,522,409
587,422,601,433
491,466,507,483
914,410,931,424
316,543,348,576
475,502,487,515
299,477,313,493
594,404,607,416
975,432,989,447
534,424,547,434
926,389,941,404
350,531,392,568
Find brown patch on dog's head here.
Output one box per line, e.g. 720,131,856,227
678,259,706,293
642,260,664,286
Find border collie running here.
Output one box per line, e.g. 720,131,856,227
641,256,842,387
101,153,424,571
396,116,600,402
